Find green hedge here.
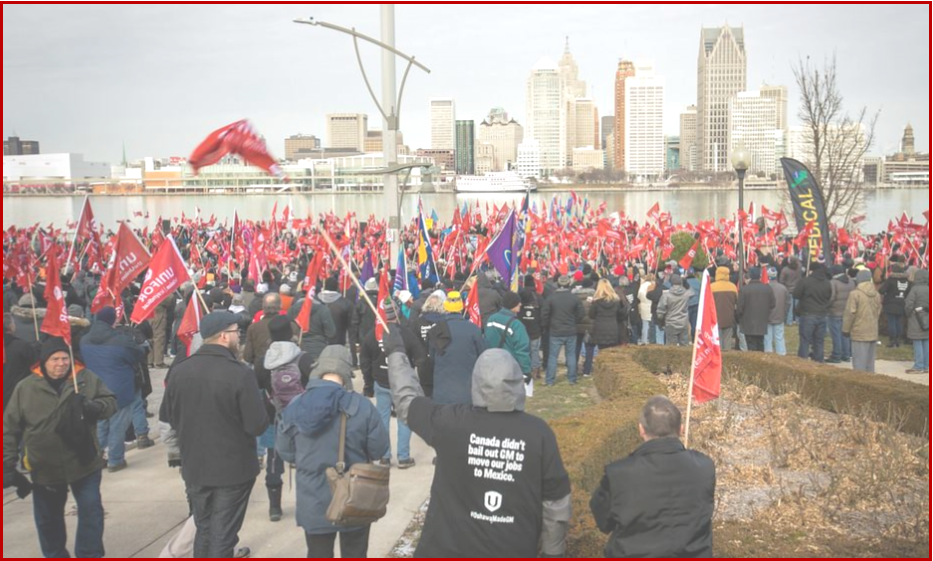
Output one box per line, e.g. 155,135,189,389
552,346,929,557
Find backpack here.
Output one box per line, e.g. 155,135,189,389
271,358,306,413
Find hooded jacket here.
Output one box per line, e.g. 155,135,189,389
843,280,882,342
276,379,388,535
657,283,693,333
387,349,572,558
710,268,738,329
80,322,146,409
4,365,117,486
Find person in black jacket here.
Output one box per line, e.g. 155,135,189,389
590,396,715,558
319,277,354,347
3,313,38,411
519,275,544,380
360,308,425,469
542,275,585,386
879,264,911,348
793,263,834,362
164,312,270,558
736,267,776,352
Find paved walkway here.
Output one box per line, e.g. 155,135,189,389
3,363,433,558
3,354,924,557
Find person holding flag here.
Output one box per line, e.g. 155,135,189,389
4,336,117,558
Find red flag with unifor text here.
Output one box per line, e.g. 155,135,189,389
690,270,721,404
92,223,152,313
130,236,191,324
41,246,71,346
296,251,325,333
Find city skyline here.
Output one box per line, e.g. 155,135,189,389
3,4,928,164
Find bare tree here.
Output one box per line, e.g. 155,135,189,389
791,55,879,226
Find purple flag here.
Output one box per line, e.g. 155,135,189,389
485,210,516,282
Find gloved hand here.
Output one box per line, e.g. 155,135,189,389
3,470,14,489
13,471,32,500
168,459,182,469
524,375,533,386
79,396,106,422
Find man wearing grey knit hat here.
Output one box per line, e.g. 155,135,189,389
843,270,882,373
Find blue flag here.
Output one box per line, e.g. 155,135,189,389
393,248,408,293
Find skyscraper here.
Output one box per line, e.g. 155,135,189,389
326,114,368,151
613,60,636,171
600,116,614,151
455,120,475,175
477,108,524,171
679,106,698,171
430,99,456,150
526,57,564,175
624,62,665,179
697,25,746,172
284,134,321,160
729,91,782,176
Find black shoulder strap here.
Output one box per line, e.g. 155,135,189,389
498,317,518,349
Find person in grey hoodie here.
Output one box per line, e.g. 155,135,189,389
827,264,855,363
764,268,792,356
384,327,572,558
656,274,694,347
276,345,388,558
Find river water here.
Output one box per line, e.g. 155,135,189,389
3,188,927,233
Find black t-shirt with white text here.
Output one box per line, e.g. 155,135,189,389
407,397,571,558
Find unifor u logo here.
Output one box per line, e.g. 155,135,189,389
484,491,503,513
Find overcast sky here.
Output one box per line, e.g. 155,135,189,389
4,3,928,164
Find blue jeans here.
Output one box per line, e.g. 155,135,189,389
798,315,828,362
828,316,851,361
653,323,665,345
375,384,410,461
131,392,150,438
913,339,929,370
886,314,905,343
97,403,133,467
764,323,786,356
33,469,105,558
529,338,542,371
640,320,651,345
786,297,797,324
688,305,699,339
546,335,577,386
575,337,596,376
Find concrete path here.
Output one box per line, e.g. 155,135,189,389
3,363,433,558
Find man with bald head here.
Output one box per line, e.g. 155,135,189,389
590,396,715,558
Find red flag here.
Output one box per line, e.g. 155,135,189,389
296,252,324,333
761,265,770,285
691,271,721,404
177,293,207,357
130,237,191,324
189,120,287,180
466,278,482,328
647,202,661,223
70,198,104,272
92,223,152,313
679,237,701,271
374,269,390,341
40,247,71,345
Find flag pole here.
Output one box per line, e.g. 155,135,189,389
320,229,390,336
683,272,708,449
68,342,79,394
26,269,40,341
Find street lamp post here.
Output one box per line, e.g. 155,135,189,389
731,142,750,286
294,10,431,261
